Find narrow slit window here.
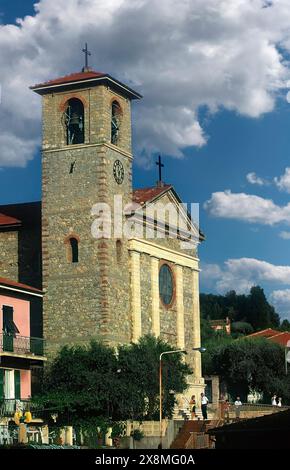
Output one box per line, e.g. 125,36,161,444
70,238,79,263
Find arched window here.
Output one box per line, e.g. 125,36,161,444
64,98,84,145
111,101,122,145
159,264,174,306
69,238,79,263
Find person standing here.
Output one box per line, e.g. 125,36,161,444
277,397,282,407
201,393,209,420
271,394,278,406
234,397,242,420
189,395,196,420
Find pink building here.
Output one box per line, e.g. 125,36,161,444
0,277,45,409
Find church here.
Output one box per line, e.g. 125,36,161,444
0,58,205,408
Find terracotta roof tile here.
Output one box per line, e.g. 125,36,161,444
268,332,290,346
0,213,21,227
31,70,106,89
0,202,40,227
0,277,43,294
132,185,172,205
247,328,280,338
30,70,142,100
247,328,290,346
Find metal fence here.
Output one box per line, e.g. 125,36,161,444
0,333,45,356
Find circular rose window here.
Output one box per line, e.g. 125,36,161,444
159,264,174,305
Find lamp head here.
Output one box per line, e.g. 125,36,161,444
192,347,206,353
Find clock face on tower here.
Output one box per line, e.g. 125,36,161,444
113,159,124,184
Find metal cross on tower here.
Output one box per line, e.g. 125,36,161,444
82,43,91,71
156,155,164,184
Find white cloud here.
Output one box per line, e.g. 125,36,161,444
204,190,290,225
270,289,290,318
0,133,36,168
279,231,290,239
201,257,290,294
246,172,267,186
201,263,223,280
274,167,290,193
1,0,290,167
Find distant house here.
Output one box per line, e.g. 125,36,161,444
209,317,231,335
247,328,290,347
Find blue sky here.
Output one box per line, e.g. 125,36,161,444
2,0,290,319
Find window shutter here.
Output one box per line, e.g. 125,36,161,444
14,370,21,400
0,369,4,399
3,305,13,332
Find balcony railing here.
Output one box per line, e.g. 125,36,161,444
0,333,45,357
0,399,32,417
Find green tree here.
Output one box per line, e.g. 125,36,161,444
35,335,191,424
224,291,238,321
200,286,280,332
246,286,275,330
37,341,119,425
231,321,254,337
280,319,290,331
201,318,215,343
117,335,192,420
203,337,287,403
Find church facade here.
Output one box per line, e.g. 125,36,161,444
0,67,205,402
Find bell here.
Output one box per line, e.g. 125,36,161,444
70,112,80,126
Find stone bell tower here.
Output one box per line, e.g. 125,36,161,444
31,68,141,355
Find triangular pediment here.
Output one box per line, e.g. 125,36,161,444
128,185,204,245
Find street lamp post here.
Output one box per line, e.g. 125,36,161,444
159,346,206,449
285,340,290,375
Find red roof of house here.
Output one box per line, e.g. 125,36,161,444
0,202,40,228
0,277,43,294
268,332,290,346
0,213,21,227
132,185,172,205
31,70,106,89
247,328,280,338
247,328,290,346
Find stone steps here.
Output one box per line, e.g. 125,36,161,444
173,403,215,421
170,420,210,449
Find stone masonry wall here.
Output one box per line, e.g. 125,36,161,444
41,82,134,355
0,230,18,281
140,253,152,336
137,235,202,385
18,226,42,289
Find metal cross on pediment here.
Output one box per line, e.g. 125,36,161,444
156,155,164,183
82,43,91,70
